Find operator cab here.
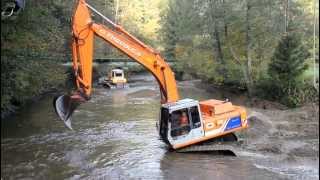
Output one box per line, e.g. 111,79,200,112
158,99,204,148
109,68,127,87
98,68,128,88
111,69,125,79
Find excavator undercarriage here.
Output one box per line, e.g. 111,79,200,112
176,133,239,154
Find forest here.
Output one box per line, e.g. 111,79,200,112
1,0,319,118
161,0,319,107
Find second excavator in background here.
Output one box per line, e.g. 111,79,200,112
53,0,248,151
98,68,128,88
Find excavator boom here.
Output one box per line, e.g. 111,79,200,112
54,0,179,128
71,0,178,102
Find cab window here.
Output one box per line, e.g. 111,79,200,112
115,72,122,77
170,108,191,137
160,108,169,139
190,106,201,129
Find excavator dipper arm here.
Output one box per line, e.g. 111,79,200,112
54,0,179,129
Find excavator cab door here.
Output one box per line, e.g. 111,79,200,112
160,99,205,148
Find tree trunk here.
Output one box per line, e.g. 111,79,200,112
313,0,318,91
284,0,289,33
223,1,252,93
213,22,224,64
209,0,226,78
115,0,119,23
245,0,254,96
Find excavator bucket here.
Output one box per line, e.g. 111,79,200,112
53,94,83,130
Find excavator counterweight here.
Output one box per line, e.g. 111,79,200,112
54,0,248,150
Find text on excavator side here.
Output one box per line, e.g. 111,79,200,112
98,29,142,57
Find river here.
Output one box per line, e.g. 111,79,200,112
1,73,318,179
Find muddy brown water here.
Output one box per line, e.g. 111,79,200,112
1,73,319,179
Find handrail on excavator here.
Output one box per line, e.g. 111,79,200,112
84,2,117,27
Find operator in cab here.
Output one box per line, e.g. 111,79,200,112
180,112,189,126
179,112,189,135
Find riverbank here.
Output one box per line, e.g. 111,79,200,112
241,102,319,179
1,0,72,119
0,57,71,120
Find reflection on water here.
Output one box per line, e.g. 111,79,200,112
0,73,308,179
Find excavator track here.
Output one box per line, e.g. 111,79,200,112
176,142,241,155
176,133,242,155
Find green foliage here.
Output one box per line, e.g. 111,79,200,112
1,0,74,59
257,75,318,107
1,57,68,117
268,33,310,86
268,33,310,89
160,0,200,59
1,0,73,118
258,33,314,107
160,0,318,106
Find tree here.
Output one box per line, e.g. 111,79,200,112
268,32,310,98
244,0,254,96
313,0,319,91
160,0,179,59
160,0,199,60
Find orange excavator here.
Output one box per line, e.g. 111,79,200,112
54,0,248,151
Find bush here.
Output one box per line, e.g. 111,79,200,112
256,73,318,107
1,57,68,118
280,83,318,107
